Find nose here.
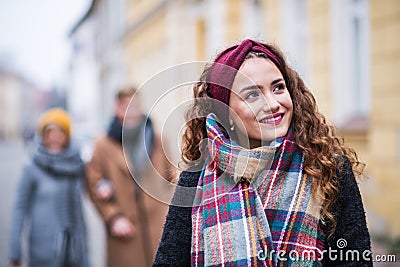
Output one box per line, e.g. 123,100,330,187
262,92,280,113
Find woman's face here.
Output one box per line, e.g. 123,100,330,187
42,124,68,153
229,57,293,148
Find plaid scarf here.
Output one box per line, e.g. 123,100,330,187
191,114,325,266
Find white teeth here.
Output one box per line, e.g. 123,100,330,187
260,115,282,123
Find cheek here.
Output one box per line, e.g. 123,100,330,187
231,102,254,122
42,135,50,145
286,98,294,117
116,108,125,118
284,92,293,109
51,132,67,142
59,134,68,143
231,105,260,134
282,95,293,126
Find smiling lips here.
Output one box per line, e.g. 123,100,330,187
259,113,284,125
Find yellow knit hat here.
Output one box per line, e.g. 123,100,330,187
38,108,71,138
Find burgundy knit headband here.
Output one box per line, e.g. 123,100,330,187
207,39,282,124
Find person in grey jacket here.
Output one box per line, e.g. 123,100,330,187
9,108,89,267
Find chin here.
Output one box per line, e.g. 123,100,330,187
259,127,289,142
275,127,289,138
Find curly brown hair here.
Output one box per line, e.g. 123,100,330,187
181,42,365,236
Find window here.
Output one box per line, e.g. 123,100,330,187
242,0,264,39
204,0,224,57
279,0,309,81
330,0,370,127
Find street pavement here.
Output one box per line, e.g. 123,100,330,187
0,139,105,267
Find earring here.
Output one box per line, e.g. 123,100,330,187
230,124,235,131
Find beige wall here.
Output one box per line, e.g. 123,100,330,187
307,0,332,118
365,0,400,236
225,0,241,43
263,0,279,42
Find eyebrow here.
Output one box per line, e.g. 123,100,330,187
238,78,284,94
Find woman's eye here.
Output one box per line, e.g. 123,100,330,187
245,92,259,99
273,84,286,92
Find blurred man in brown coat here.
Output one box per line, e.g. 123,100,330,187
86,87,175,267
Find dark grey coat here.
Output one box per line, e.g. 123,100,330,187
9,144,89,267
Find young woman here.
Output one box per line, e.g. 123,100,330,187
153,39,372,266
9,108,89,267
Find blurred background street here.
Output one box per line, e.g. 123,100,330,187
1,0,400,266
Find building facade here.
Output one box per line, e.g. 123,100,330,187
0,68,46,140
70,0,400,241
69,0,126,136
